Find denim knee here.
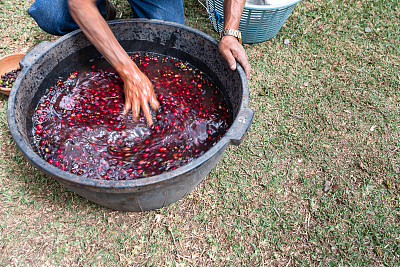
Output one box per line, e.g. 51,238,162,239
28,0,108,36
128,0,185,24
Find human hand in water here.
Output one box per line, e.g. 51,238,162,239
120,62,159,126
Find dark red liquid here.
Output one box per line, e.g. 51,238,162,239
31,52,231,180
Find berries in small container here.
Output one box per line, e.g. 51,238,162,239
0,53,25,95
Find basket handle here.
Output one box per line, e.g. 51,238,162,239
227,107,254,146
20,41,53,69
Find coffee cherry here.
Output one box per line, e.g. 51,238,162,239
0,67,21,88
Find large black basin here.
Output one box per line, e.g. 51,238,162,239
7,19,253,211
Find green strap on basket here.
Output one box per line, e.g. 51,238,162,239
197,0,224,25
209,9,224,24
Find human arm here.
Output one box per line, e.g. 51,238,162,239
219,0,251,78
68,0,159,125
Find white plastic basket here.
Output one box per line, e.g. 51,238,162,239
205,0,301,43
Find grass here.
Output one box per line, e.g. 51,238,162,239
1,0,399,265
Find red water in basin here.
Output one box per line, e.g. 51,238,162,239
31,52,231,180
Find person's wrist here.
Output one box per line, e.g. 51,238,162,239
220,35,239,44
117,60,140,81
220,29,242,44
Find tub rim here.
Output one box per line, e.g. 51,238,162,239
7,19,253,191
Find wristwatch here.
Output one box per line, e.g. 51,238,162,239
220,29,242,45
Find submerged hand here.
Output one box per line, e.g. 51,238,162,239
219,35,251,79
121,63,159,126
67,0,159,126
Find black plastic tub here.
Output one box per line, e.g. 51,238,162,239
7,19,254,211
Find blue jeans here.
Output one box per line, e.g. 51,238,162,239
28,0,185,36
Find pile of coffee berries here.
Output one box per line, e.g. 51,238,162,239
32,52,231,180
0,67,21,88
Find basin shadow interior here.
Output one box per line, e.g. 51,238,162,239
27,46,232,180
27,40,233,134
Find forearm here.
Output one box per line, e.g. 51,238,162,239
223,0,245,29
68,0,137,80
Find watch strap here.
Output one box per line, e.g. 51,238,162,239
220,29,243,44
